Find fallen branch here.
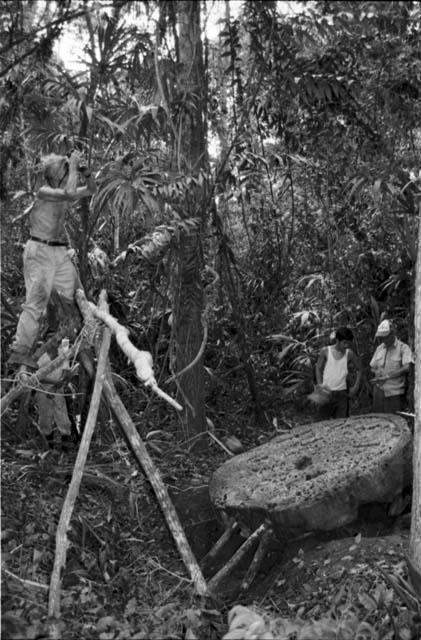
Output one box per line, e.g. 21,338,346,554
208,431,234,457
53,468,130,495
48,305,111,620
2,568,49,591
207,523,267,594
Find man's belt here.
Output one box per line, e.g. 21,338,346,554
29,235,68,247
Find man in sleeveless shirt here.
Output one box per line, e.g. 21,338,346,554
7,151,97,369
315,327,362,419
370,320,413,413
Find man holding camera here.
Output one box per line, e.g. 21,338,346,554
7,150,97,369
370,319,413,413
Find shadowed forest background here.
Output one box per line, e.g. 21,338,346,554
1,1,421,639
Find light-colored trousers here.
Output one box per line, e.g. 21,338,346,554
35,391,72,435
11,240,78,355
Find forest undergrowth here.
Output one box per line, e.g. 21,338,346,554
1,0,421,637
1,380,420,640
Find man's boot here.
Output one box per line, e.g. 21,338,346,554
3,352,38,393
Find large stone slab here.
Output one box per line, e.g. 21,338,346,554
209,414,412,538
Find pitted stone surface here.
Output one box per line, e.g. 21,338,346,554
209,414,412,537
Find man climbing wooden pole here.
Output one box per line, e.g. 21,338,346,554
6,151,96,372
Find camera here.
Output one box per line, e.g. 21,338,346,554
65,150,88,173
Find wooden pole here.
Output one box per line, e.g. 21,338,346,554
48,316,111,621
102,377,208,595
240,527,273,591
200,520,239,569
207,524,267,594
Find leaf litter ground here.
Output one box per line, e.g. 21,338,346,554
1,399,419,640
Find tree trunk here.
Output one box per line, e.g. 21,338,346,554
174,231,206,438
176,1,207,173
409,204,421,595
173,1,207,440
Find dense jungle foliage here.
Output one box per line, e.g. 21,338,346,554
1,1,421,639
1,1,420,415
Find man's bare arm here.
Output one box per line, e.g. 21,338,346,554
38,151,97,202
348,350,362,396
37,181,97,202
65,150,79,194
65,171,97,200
376,363,411,381
315,348,327,386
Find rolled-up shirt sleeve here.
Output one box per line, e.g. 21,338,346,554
401,343,414,366
369,347,382,369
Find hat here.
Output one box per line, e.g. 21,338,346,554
375,319,392,337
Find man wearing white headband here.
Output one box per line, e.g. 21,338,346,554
370,319,413,413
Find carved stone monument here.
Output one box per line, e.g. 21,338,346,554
209,414,412,538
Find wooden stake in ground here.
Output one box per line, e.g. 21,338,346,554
103,379,209,596
241,526,273,591
200,519,239,569
75,289,209,597
48,313,111,621
207,523,267,594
